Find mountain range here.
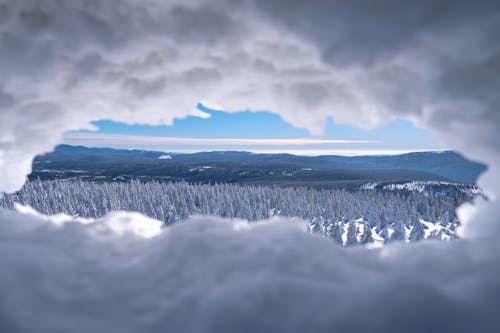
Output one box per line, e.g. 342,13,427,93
30,145,486,188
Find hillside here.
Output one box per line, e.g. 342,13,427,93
30,145,486,188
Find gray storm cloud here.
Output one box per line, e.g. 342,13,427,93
1,0,500,331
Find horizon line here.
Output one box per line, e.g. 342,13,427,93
63,132,377,146
57,143,448,157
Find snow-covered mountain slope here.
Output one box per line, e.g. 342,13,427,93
361,180,483,195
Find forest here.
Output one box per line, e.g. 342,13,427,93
0,179,477,246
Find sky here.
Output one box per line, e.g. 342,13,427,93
1,0,499,190
64,104,441,155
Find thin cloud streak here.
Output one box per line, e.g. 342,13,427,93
61,132,438,156
63,133,377,146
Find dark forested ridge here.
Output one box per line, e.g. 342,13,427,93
30,145,486,187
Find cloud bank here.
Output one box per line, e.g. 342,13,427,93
1,0,500,331
62,132,377,153
63,133,375,146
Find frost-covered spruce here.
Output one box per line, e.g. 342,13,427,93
0,179,474,246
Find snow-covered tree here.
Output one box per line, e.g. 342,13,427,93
0,179,475,246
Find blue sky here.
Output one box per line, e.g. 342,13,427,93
64,104,442,155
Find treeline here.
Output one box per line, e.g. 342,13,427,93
0,179,474,245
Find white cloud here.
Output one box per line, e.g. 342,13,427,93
63,132,375,147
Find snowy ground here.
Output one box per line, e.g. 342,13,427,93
0,206,499,332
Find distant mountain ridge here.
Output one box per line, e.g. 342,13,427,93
30,145,486,187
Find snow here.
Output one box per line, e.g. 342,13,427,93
360,182,379,190
1,207,499,332
340,222,347,245
371,226,385,246
421,219,442,239
159,155,172,160
404,226,412,240
189,166,213,172
4,179,467,245
386,226,394,239
39,169,88,173
39,169,65,173
380,181,482,195
67,169,89,173
0,1,499,331
14,203,94,226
